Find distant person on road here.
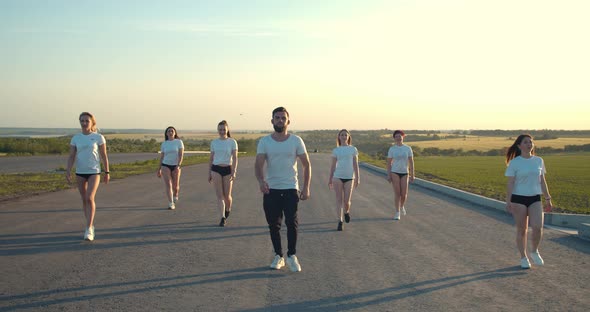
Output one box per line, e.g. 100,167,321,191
505,134,553,269
255,106,311,272
208,120,238,227
66,112,110,242
328,129,360,231
157,126,184,210
386,130,415,221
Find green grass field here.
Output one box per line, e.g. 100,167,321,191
406,136,590,152
360,153,590,214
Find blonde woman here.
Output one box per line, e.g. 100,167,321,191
328,129,360,231
66,112,110,241
157,126,184,210
505,134,553,269
208,120,238,227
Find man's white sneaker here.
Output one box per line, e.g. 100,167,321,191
168,202,176,210
393,212,401,220
270,255,285,270
86,226,95,241
286,255,302,272
402,206,407,216
530,251,544,266
520,257,531,269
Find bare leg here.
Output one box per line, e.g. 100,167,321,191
528,202,544,252
511,203,529,258
399,175,410,210
332,178,344,222
161,167,173,204
211,172,225,218
222,174,233,213
77,175,100,228
171,167,181,199
342,180,354,214
391,174,402,213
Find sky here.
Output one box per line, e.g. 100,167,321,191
1,0,589,131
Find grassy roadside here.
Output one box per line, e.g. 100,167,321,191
0,154,212,201
359,153,590,215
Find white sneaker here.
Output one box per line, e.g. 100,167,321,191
168,202,176,210
86,226,95,241
402,206,407,216
520,257,531,269
174,196,179,203
83,228,89,240
530,251,544,266
270,255,285,270
286,255,302,272
393,211,401,220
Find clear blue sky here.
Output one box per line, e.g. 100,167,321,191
1,0,589,131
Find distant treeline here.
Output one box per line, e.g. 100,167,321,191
0,137,259,156
461,129,590,138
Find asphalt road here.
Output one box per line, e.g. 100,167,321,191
1,154,589,311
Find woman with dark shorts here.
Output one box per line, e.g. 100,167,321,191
328,129,360,231
66,112,110,241
505,134,553,269
386,130,414,221
208,120,238,226
157,126,184,210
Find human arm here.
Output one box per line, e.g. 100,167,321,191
408,156,415,183
328,156,336,189
65,145,76,183
255,153,269,194
230,148,238,180
506,176,515,214
208,151,215,183
540,174,552,212
386,157,393,183
99,142,110,184
298,153,311,200
157,151,164,178
353,154,360,188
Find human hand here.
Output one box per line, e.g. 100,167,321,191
299,189,310,200
259,180,270,194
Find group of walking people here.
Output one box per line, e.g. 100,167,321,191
65,109,553,271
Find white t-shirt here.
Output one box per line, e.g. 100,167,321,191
387,144,413,173
210,138,238,165
257,134,307,190
161,139,184,166
505,155,546,196
332,145,358,179
70,132,106,174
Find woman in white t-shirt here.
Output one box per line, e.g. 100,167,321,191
328,129,360,231
66,112,110,242
386,130,414,221
157,126,184,210
505,134,553,269
208,120,238,226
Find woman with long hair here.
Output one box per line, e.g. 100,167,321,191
66,112,110,241
328,129,360,231
208,120,238,226
157,126,184,210
505,134,553,269
386,130,414,221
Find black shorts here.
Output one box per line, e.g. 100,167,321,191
211,164,232,177
511,194,541,208
161,164,178,171
339,178,353,183
76,173,99,180
391,172,408,178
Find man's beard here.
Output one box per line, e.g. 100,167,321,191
273,125,285,133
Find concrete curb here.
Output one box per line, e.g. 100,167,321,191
360,162,590,241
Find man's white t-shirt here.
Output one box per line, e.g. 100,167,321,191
505,155,546,196
210,138,238,165
70,132,106,174
332,145,358,179
257,134,307,190
387,144,413,174
161,139,184,166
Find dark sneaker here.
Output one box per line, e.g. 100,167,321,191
219,217,226,227
337,221,343,231
224,210,231,219
344,213,351,223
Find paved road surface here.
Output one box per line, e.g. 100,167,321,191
1,154,589,311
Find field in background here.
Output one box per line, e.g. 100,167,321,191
105,132,267,141
361,154,590,214
405,136,590,152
